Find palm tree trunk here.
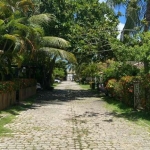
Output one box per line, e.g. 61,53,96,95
45,57,56,90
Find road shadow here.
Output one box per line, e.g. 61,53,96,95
36,89,98,103
2,86,98,115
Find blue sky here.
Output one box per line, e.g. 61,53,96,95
115,5,126,24
115,5,126,38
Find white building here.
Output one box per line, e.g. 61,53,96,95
66,69,75,81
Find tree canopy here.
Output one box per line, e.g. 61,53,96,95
2,0,150,86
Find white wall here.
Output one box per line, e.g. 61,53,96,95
67,73,74,81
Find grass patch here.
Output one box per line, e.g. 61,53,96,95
53,83,59,87
103,96,150,128
0,96,35,136
0,114,15,136
79,84,90,90
103,97,132,113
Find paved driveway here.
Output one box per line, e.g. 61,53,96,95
0,81,150,150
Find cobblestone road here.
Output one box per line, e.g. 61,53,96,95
0,81,150,150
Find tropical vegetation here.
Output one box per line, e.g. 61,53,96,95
0,0,76,90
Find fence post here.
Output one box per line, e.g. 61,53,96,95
133,80,140,109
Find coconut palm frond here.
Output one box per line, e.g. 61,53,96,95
6,17,27,29
26,27,44,51
41,36,70,49
25,38,35,52
14,22,29,33
15,16,27,23
30,25,45,37
14,38,26,53
28,13,56,26
3,34,18,42
39,47,77,64
13,40,22,52
12,53,25,68
0,19,4,25
0,20,6,32
3,34,26,53
11,21,42,40
6,18,16,28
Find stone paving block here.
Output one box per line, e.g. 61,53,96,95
0,81,150,150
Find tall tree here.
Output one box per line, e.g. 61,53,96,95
28,9,76,88
107,0,150,106
107,0,150,73
38,0,119,63
0,0,38,80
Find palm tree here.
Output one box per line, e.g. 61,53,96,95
36,36,76,89
0,0,76,85
28,13,76,88
0,0,42,80
0,0,19,80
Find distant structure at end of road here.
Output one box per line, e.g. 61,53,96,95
66,69,75,81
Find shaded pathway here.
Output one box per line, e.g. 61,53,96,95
0,81,150,150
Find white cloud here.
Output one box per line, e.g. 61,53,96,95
117,22,125,39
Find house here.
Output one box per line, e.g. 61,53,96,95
66,69,75,81
128,61,144,69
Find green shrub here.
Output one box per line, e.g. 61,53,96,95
103,62,140,83
106,79,117,97
106,76,135,107
119,76,134,106
140,74,150,109
105,74,150,110
0,81,16,93
18,79,36,89
113,81,123,99
0,79,37,93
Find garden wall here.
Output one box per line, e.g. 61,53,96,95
19,86,36,101
0,91,16,110
0,79,36,111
